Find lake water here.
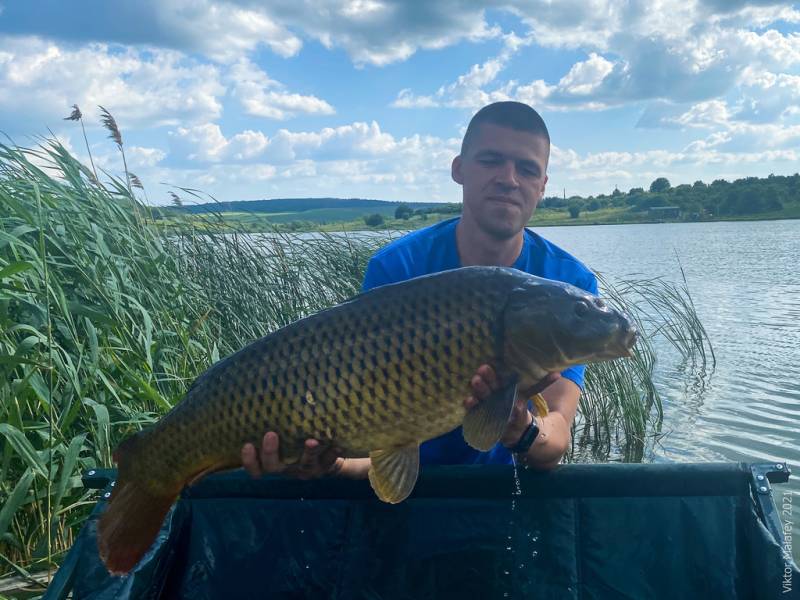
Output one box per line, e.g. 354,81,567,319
538,219,800,556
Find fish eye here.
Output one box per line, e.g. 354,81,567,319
594,298,606,309
574,300,590,318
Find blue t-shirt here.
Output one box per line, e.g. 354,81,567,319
361,217,598,466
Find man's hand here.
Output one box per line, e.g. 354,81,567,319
241,432,344,480
465,365,560,447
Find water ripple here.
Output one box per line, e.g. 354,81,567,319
541,219,800,550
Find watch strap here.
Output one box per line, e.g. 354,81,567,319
509,414,540,454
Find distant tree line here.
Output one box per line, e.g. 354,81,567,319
392,202,460,219
362,202,459,227
540,173,800,219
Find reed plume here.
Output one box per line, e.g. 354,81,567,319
63,103,98,182
64,104,82,121
98,105,122,148
98,106,132,197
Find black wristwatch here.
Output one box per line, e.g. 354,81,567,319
509,413,540,454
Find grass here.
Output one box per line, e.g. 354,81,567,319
573,270,714,461
0,132,712,580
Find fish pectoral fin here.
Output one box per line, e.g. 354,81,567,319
368,444,420,504
462,378,518,451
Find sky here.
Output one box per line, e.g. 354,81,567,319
0,1,799,205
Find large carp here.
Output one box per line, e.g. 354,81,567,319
98,266,636,574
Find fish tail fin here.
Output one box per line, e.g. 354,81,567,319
97,433,179,575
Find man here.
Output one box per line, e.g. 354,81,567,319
242,101,597,480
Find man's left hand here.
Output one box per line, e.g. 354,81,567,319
465,365,560,447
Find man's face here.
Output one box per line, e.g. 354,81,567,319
452,123,549,240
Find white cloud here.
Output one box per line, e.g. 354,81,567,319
520,2,800,109
192,4,302,61
557,53,615,96
392,88,441,109
0,1,302,63
169,123,229,162
640,100,733,130
389,0,800,116
159,118,461,201
2,0,797,75
394,59,514,110
0,0,501,66
732,28,800,66
264,1,502,66
128,146,166,168
0,36,225,132
394,47,619,112
545,141,800,197
248,164,278,180
227,130,270,160
227,58,335,119
392,32,529,109
168,120,399,164
0,37,338,138
155,123,799,204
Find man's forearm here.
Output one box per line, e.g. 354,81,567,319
520,411,570,470
517,377,579,470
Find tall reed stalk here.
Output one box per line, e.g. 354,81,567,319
0,135,712,579
63,105,97,183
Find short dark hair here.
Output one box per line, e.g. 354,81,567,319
460,101,550,156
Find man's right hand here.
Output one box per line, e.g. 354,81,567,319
241,432,344,480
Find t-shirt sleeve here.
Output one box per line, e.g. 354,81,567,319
362,255,394,292
559,270,599,391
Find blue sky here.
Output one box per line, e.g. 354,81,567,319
0,1,799,204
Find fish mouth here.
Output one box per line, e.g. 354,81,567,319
614,322,638,357
594,320,637,360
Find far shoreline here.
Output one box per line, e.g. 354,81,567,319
309,213,800,234
172,205,800,235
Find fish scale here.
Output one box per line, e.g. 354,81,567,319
97,266,637,575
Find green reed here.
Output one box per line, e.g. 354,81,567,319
0,136,711,578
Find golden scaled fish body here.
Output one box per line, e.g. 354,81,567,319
98,266,636,574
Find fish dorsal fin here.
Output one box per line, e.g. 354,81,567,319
368,444,420,504
462,379,518,451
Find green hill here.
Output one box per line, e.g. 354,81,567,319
178,197,441,216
